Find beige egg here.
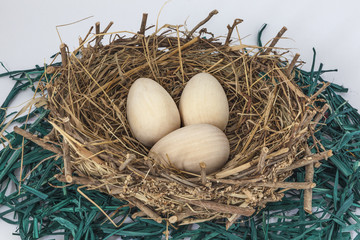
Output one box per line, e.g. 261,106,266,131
149,124,230,174
127,78,181,146
179,72,229,130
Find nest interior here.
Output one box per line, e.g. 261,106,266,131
43,13,332,226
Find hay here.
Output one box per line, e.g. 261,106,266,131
25,12,332,226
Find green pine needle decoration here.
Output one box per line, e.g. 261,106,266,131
0,25,359,240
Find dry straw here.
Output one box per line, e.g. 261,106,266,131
17,11,332,227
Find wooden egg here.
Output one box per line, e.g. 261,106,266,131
179,72,229,130
149,124,230,174
127,78,181,146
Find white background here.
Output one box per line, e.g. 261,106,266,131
1,0,360,239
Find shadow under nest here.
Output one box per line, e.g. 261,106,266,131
41,14,332,227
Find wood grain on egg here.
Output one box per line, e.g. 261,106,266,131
179,73,229,130
127,78,181,146
149,124,230,174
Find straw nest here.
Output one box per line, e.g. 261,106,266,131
40,11,333,227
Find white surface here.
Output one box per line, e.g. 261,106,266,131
1,0,360,239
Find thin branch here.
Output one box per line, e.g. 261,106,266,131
304,163,314,213
99,21,114,44
14,127,62,155
286,53,300,76
310,82,331,100
188,10,218,38
263,26,287,55
199,162,207,185
312,104,330,127
256,147,269,173
138,13,148,35
79,26,94,47
63,140,73,183
129,197,162,223
174,197,255,216
249,181,315,190
225,18,243,45
60,43,68,66
95,22,101,46
279,150,333,172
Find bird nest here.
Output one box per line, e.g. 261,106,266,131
39,11,333,227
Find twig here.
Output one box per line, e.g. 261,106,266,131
279,150,333,172
103,21,114,34
304,162,314,213
199,28,214,38
138,13,148,35
312,104,330,126
303,144,314,214
95,22,100,33
286,53,300,76
119,153,136,171
286,122,300,148
225,19,243,45
258,198,283,206
168,210,195,223
174,197,255,216
310,82,331,100
248,181,315,190
216,162,251,179
55,174,97,185
311,128,321,152
97,21,114,45
256,147,269,173
263,26,287,55
129,197,162,223
79,26,94,47
63,140,73,183
199,162,207,185
216,148,289,179
231,168,257,180
160,173,199,188
188,10,218,38
60,43,68,66
299,110,317,131
95,22,101,46
14,127,62,155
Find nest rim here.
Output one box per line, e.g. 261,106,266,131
42,12,332,226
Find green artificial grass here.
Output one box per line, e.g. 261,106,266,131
0,26,359,239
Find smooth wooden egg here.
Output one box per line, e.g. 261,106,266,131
149,124,230,174
127,78,181,146
179,72,229,130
